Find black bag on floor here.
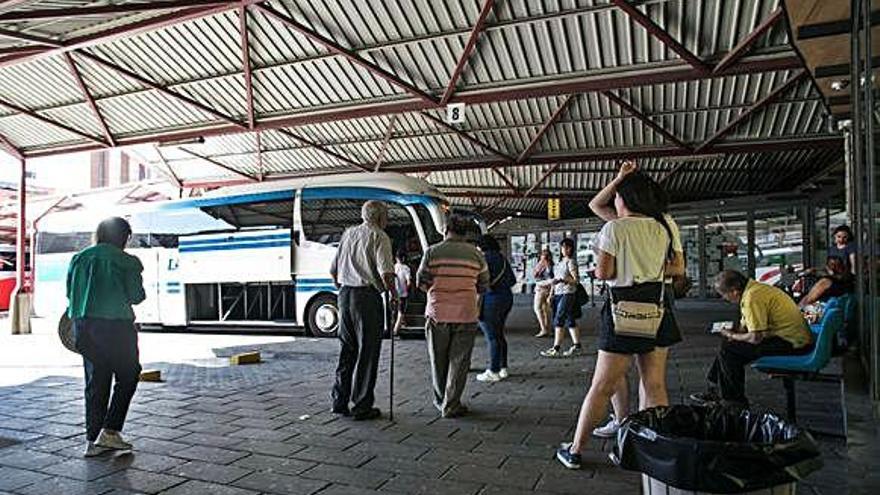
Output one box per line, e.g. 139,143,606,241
612,404,822,494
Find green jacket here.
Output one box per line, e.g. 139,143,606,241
66,243,146,321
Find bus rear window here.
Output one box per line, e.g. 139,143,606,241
37,232,93,254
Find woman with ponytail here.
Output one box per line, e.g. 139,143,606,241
556,162,685,469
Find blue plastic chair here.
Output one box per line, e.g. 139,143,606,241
752,307,846,437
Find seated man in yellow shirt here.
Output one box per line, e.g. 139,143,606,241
691,270,814,406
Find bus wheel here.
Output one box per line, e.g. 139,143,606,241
307,294,339,337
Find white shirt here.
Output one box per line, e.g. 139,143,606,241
330,222,394,290
593,214,683,288
394,262,411,298
552,257,578,295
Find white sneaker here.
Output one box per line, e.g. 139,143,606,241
83,442,109,458
96,429,133,451
592,417,621,439
540,347,561,357
476,370,502,382
498,368,509,379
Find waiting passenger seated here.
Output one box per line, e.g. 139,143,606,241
691,270,814,407
798,256,854,310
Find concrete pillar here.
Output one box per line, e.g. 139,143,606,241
10,157,31,335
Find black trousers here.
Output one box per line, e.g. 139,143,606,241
707,336,812,404
73,318,141,442
332,286,383,414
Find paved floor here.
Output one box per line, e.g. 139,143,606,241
0,300,876,494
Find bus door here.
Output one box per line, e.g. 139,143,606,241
157,248,186,326
131,247,161,324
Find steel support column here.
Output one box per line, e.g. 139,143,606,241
747,211,756,278
11,157,31,334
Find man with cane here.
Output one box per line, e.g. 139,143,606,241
330,200,396,421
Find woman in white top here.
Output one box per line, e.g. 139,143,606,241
392,251,411,336
556,162,685,470
532,248,554,337
539,238,583,358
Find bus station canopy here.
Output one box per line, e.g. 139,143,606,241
0,0,845,218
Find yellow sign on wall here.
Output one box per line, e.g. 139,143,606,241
548,198,560,220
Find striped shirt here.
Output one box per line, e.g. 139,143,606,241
417,239,489,323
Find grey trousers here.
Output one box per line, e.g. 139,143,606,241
425,319,476,417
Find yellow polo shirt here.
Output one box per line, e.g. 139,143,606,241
740,280,812,348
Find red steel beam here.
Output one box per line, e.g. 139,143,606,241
0,1,267,69
387,135,842,174
524,163,562,197
695,70,806,152
602,90,690,150
610,0,709,72
275,128,372,172
480,196,507,216
0,28,64,47
0,1,230,21
76,51,248,130
178,147,259,181
0,132,23,160
64,53,116,146
0,98,108,146
446,190,592,200
239,6,255,129
421,111,514,160
713,8,784,74
517,95,575,163
21,54,803,158
255,3,438,106
0,46,48,56
440,0,495,105
420,111,518,191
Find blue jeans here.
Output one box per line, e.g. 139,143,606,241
479,293,513,372
73,318,141,442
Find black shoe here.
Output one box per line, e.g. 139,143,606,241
689,389,722,405
331,406,350,416
352,407,381,421
442,405,469,419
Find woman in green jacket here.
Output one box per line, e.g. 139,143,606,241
67,217,146,457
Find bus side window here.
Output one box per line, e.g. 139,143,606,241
301,199,362,245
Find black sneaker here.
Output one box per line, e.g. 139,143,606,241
352,407,381,421
556,442,581,469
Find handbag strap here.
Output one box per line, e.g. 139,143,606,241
490,257,509,288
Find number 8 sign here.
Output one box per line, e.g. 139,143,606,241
446,103,466,124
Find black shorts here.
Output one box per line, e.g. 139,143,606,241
597,283,682,355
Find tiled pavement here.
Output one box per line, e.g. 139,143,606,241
0,300,877,495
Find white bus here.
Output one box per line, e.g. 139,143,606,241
34,172,448,336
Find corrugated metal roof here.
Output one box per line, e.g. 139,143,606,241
0,0,844,218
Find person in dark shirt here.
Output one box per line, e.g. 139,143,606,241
798,256,855,308
827,225,857,274
475,235,515,382
67,217,146,457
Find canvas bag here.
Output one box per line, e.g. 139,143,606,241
608,222,671,339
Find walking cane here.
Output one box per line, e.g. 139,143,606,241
388,293,395,422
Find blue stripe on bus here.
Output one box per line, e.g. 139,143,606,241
179,233,291,247
302,187,439,207
296,285,337,292
156,190,295,210
297,278,334,284
179,240,290,253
